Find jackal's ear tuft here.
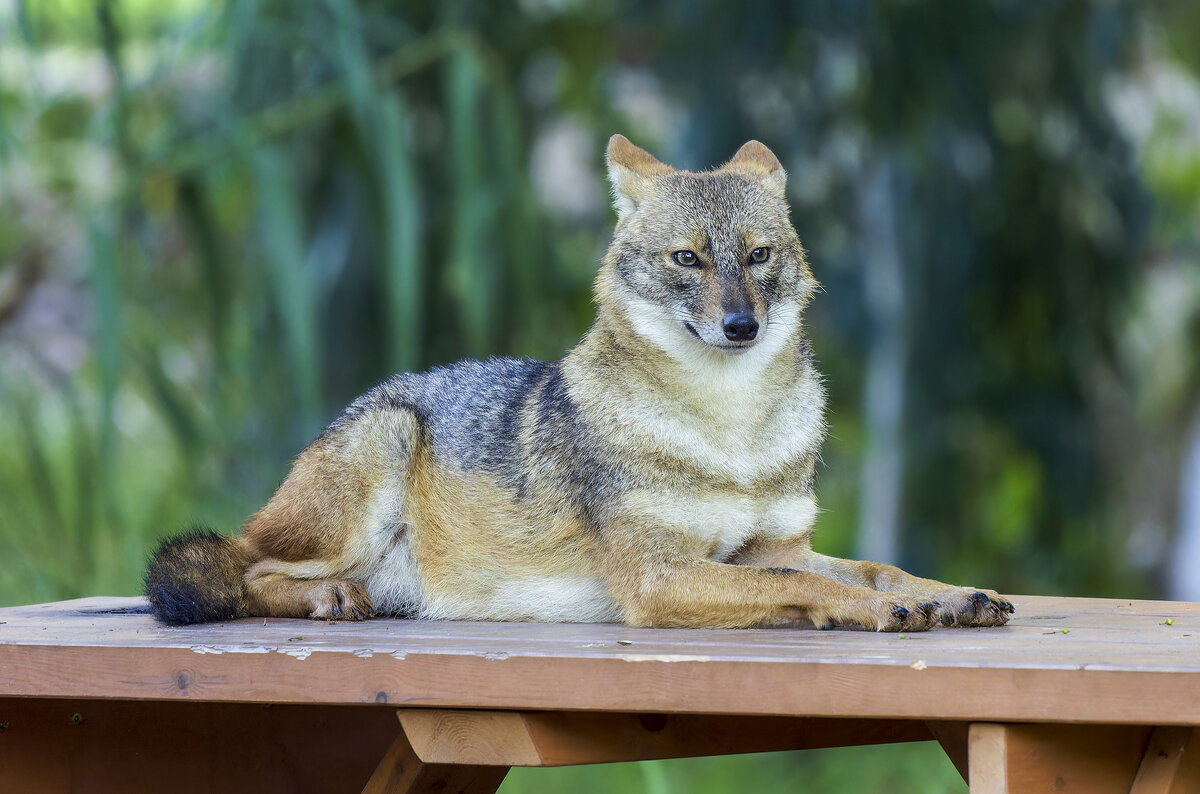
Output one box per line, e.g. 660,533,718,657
724,140,787,199
606,134,672,220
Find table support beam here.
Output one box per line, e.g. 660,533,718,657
1129,726,1200,794
362,731,508,794
397,708,933,767
927,721,969,783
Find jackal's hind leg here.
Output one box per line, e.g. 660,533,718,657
239,394,419,622
245,569,374,621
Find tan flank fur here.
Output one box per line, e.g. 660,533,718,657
145,135,1014,631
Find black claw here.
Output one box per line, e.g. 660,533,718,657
968,592,990,622
941,611,955,627
919,600,940,615
818,621,835,631
891,606,910,624
1002,601,1016,614
331,602,342,618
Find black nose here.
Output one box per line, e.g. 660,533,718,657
722,312,759,341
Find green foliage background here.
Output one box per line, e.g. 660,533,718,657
3,2,1200,791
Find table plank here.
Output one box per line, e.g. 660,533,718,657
2,595,1199,725
0,697,401,794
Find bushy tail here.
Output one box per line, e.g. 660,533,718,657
145,527,251,625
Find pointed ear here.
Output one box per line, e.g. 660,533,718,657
606,134,672,220
724,140,786,199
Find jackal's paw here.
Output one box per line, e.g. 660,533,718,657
306,579,374,621
820,594,941,632
931,588,1014,627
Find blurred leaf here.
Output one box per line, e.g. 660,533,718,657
376,92,424,372
135,346,202,460
445,44,496,357
88,216,121,492
177,176,231,372
11,394,65,544
253,146,322,428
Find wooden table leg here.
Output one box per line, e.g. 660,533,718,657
1129,727,1200,794
926,721,969,783
966,723,1156,793
362,731,508,794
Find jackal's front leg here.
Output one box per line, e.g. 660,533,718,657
738,541,1014,628
602,520,942,632
607,557,940,631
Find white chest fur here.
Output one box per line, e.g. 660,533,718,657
644,379,824,485
624,492,819,561
601,296,826,486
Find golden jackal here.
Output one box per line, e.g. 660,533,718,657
146,135,1013,631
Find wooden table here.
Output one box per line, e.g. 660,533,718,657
1,594,1198,793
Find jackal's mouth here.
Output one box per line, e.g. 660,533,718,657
682,321,759,353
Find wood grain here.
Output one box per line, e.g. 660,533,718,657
967,723,1008,793
362,731,508,794
399,710,542,766
0,698,399,794
968,722,1152,794
1130,727,1200,794
2,595,1200,725
398,709,932,766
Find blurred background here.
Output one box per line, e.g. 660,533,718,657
2,1,1199,791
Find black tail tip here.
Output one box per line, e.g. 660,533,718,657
145,526,250,626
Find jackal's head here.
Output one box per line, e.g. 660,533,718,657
598,135,816,361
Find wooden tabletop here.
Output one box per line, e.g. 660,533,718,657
2,594,1198,726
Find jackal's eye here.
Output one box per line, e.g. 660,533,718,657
672,250,699,267
750,246,771,264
